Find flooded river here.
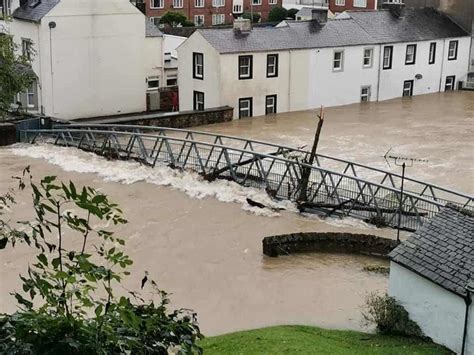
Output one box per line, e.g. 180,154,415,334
0,92,472,336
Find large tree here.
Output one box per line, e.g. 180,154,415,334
159,11,190,27
0,33,36,120
268,6,288,23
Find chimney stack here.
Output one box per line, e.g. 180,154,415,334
311,8,328,25
233,18,252,35
382,0,406,18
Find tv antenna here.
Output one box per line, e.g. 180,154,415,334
383,147,429,243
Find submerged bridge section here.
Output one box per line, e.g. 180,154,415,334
20,124,473,231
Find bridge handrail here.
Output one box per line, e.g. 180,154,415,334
21,128,463,209
56,123,473,201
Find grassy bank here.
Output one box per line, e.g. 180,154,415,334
200,325,450,354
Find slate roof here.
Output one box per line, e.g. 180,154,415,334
198,8,469,54
12,0,60,23
146,20,163,38
389,205,473,297
296,7,318,18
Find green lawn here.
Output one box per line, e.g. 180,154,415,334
200,325,451,354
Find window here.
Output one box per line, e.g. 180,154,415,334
22,39,33,60
233,4,242,13
265,95,277,115
383,46,393,70
147,77,159,91
448,40,458,60
269,0,277,4
150,0,164,8
193,91,205,111
445,75,456,91
239,98,253,118
173,0,183,8
1,0,11,17
252,0,261,5
193,52,204,79
26,82,38,109
166,76,178,86
363,48,373,68
195,0,204,7
150,17,161,27
333,50,343,71
402,80,413,97
335,0,345,5
266,54,278,78
353,0,367,7
405,44,416,65
360,86,371,102
238,55,253,79
194,15,204,26
212,14,225,25
212,0,224,6
429,42,436,64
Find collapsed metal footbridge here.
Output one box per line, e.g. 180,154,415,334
19,124,473,231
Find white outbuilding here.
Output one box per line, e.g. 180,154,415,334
389,205,473,354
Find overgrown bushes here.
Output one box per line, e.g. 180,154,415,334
362,292,424,338
0,168,202,354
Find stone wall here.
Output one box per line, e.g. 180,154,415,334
262,232,398,258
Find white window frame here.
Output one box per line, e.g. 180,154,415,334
21,38,33,61
173,0,184,8
353,0,367,8
193,52,204,79
335,0,345,6
212,13,225,25
360,86,371,102
26,83,36,109
150,0,164,9
405,44,416,65
212,0,225,7
265,95,277,115
194,14,205,26
429,42,436,64
448,40,458,60
333,50,344,72
238,55,252,79
147,77,160,91
233,4,243,13
195,0,204,7
266,54,278,77
383,46,393,70
252,0,261,5
194,91,205,111
1,0,12,17
150,17,161,27
268,0,277,4
444,76,455,91
166,75,178,86
402,80,413,97
239,98,252,118
363,48,373,68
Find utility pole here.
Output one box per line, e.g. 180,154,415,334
384,148,428,243
298,106,325,204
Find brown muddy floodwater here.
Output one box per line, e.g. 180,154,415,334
0,92,472,336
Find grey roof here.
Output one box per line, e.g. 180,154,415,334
198,8,469,54
146,20,163,38
348,8,469,43
12,0,60,23
389,205,473,297
296,7,317,18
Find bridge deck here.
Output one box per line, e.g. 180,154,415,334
20,125,473,231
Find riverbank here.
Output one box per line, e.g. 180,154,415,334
200,325,451,354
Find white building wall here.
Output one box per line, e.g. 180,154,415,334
389,262,473,354
163,34,186,59
144,36,164,81
177,32,222,112
220,51,291,119
440,37,471,88
309,45,380,108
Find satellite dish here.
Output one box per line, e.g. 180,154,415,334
415,74,423,80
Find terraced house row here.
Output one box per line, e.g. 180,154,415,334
145,0,282,27
177,4,471,119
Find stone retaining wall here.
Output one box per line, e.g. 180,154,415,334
0,123,17,146
262,232,398,258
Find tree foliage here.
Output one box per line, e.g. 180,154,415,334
287,8,299,20
268,6,288,23
0,167,202,353
0,33,36,120
159,11,191,27
241,12,261,24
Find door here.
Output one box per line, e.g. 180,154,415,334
444,76,455,91
402,80,414,97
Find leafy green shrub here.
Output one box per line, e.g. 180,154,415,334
268,6,288,23
287,8,299,20
242,12,261,24
159,11,188,27
362,292,423,338
0,168,202,354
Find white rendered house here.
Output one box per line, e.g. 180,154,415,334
177,5,470,119
389,205,473,354
4,0,165,119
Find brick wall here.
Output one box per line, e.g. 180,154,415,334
329,0,376,14
146,0,283,26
